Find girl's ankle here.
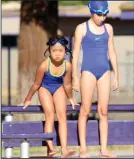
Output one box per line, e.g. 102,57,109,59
100,148,108,153
61,147,68,153
80,148,87,153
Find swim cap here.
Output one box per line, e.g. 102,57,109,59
88,1,109,15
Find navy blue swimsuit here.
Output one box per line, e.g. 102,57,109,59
41,57,66,95
81,21,110,80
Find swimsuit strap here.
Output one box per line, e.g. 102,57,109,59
86,21,90,33
64,59,66,73
48,56,51,72
103,24,107,33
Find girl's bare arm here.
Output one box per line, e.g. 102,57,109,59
63,61,72,99
72,24,83,78
106,24,119,79
24,61,47,102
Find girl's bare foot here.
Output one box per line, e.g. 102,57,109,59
100,150,117,158
79,151,90,158
47,149,59,157
61,148,76,158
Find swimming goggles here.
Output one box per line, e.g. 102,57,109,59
49,39,67,46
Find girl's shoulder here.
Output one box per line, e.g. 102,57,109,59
75,22,86,37
64,60,71,71
76,22,85,30
41,57,48,66
65,59,71,65
38,57,49,72
104,23,113,34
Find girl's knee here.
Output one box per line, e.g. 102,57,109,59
80,105,91,117
45,112,55,121
98,107,108,117
56,112,66,123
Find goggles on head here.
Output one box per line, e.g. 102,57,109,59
47,39,68,46
90,8,109,15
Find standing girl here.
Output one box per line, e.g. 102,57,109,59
19,36,76,158
72,1,119,158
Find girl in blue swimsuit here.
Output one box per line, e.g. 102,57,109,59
19,36,76,158
72,1,119,158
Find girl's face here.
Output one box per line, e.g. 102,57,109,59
50,43,66,62
92,14,107,26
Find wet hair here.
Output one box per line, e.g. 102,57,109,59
44,35,72,57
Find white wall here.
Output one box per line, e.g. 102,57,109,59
2,16,20,35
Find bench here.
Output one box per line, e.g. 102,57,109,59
2,104,134,158
2,132,55,158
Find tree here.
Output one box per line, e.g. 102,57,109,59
15,0,58,121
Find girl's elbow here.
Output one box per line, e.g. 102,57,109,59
33,83,40,88
109,51,115,59
64,83,71,88
72,50,79,57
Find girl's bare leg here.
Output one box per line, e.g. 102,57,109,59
97,71,116,158
78,71,97,158
38,87,57,156
53,86,76,157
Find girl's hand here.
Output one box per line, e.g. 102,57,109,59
17,100,31,109
68,98,79,110
113,76,119,91
72,77,79,92
68,98,76,109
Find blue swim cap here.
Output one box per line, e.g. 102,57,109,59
88,1,109,15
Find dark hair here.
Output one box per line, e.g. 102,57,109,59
44,35,72,57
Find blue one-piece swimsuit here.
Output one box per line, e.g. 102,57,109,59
40,57,66,95
81,21,110,80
